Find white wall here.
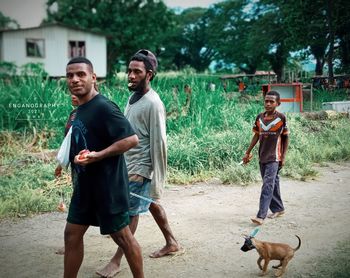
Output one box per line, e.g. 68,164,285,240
66,28,107,78
1,25,106,77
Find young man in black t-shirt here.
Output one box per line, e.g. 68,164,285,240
243,91,289,226
63,57,144,278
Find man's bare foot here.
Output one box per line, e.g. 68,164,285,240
55,246,65,255
96,261,121,278
149,244,181,258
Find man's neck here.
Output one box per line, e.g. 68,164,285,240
140,85,151,95
79,90,98,105
264,110,276,117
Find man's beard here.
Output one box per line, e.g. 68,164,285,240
128,76,147,93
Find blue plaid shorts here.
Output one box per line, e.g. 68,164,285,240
129,177,152,216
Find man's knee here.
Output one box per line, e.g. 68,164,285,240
150,202,163,214
111,226,135,247
64,223,87,245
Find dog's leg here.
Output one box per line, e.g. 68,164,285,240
272,261,282,269
260,258,270,276
257,257,263,270
275,257,291,277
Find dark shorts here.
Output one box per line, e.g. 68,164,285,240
67,207,130,235
129,177,152,216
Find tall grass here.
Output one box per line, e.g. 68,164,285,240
0,72,350,218
303,88,349,111
0,131,73,218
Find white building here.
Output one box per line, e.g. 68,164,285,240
0,23,107,77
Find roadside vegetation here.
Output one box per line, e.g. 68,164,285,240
0,73,350,218
297,238,350,278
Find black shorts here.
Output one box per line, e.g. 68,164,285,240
67,205,130,235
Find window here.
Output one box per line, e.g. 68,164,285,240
69,41,86,58
26,39,45,58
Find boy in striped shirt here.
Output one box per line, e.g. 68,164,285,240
243,91,289,225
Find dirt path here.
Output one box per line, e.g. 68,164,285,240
1,162,350,278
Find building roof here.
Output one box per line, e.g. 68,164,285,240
220,71,276,79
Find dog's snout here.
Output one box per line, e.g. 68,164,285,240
240,237,255,252
240,244,250,252
241,246,249,252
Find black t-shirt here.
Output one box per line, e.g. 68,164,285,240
64,108,77,136
70,94,135,214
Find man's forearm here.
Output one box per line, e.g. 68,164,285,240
75,133,138,165
246,133,259,154
88,134,139,162
280,136,289,161
103,134,138,157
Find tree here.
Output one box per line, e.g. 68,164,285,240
255,2,293,82
277,0,328,76
160,7,217,72
0,11,19,29
326,0,335,83
45,0,174,75
207,0,269,74
333,0,350,73
274,0,350,78
179,8,217,71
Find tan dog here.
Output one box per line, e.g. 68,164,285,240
241,235,301,277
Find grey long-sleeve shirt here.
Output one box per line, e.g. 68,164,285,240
124,88,167,199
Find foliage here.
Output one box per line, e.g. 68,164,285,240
259,0,350,77
0,11,19,29
45,0,175,74
4,0,342,78
299,238,350,277
173,8,217,72
20,63,49,78
0,131,72,218
207,0,269,74
2,1,350,76
1,74,350,218
0,61,17,78
205,0,350,78
334,0,350,73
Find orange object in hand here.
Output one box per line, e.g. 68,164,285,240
78,149,90,160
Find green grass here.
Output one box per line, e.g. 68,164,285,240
303,88,350,111
0,72,350,218
295,238,350,277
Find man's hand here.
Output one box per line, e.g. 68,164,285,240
279,160,285,170
242,153,253,164
54,165,62,178
74,149,100,166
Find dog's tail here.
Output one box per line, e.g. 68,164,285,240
294,235,301,251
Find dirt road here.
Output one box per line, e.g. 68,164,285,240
1,162,350,277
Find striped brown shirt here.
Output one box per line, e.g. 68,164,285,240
253,111,289,163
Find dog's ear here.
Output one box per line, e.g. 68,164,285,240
242,233,249,238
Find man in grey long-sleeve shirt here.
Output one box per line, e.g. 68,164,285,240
124,87,167,200
97,50,180,278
